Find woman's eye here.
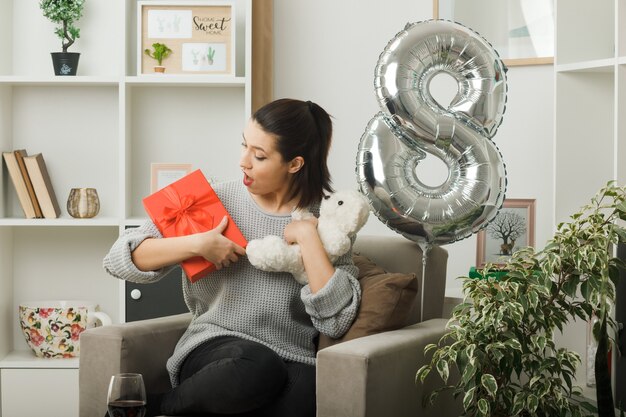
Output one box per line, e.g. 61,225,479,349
255,155,266,161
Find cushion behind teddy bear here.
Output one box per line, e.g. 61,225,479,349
317,254,418,350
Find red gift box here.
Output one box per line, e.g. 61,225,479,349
142,169,247,282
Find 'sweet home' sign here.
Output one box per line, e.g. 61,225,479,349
138,1,235,75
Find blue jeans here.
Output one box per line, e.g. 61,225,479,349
157,336,316,417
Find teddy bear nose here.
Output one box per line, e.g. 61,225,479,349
338,201,344,205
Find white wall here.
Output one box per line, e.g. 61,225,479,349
273,0,555,290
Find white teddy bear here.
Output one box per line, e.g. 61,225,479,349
246,189,370,285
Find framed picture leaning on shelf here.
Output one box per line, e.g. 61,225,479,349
476,198,536,267
151,163,193,193
433,0,554,66
138,1,235,75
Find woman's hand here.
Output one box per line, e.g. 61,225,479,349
284,216,335,293
192,217,247,270
283,217,318,245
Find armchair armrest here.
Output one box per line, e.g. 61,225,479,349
79,313,192,417
316,318,461,417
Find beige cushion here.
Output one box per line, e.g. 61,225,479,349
318,254,418,349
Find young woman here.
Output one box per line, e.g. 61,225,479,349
103,98,362,417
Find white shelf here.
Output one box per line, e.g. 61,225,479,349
555,0,623,399
556,58,616,73
0,75,247,87
0,350,79,369
0,217,120,227
124,217,148,227
0,75,120,86
125,75,246,87
0,0,253,412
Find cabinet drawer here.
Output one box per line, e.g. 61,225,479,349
1,368,78,417
125,266,188,322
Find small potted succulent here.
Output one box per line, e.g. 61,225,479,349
145,43,172,73
40,0,86,76
207,47,216,65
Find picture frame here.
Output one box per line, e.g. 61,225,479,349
150,163,193,193
433,0,554,66
137,1,235,75
476,199,536,267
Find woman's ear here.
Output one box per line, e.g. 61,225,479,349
288,156,305,173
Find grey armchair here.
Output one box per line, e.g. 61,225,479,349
79,235,461,417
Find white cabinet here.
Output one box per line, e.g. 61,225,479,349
0,0,253,415
554,0,625,398
1,352,79,417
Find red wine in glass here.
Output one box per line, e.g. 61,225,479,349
107,400,146,417
107,374,147,417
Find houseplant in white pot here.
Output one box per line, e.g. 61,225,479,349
40,0,86,76
417,181,626,417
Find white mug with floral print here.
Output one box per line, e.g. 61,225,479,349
19,300,112,358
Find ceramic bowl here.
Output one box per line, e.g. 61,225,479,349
18,300,111,358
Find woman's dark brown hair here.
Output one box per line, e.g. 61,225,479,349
252,98,334,209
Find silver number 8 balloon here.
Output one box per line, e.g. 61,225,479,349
357,20,508,248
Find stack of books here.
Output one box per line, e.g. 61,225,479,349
2,149,61,219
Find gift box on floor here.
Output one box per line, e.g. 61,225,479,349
143,169,247,282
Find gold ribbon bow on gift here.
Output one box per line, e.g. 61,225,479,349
158,187,219,236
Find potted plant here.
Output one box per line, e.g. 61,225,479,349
40,0,86,76
207,47,216,65
145,43,172,73
417,182,626,417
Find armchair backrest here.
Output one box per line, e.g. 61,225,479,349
353,235,448,323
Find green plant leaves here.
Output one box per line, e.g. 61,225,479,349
40,0,85,51
481,374,497,398
477,398,490,416
436,358,449,382
416,181,626,417
415,365,431,384
463,386,476,410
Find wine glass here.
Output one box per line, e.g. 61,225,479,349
107,373,147,417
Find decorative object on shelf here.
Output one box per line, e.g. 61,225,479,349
137,1,235,75
23,153,61,219
150,162,192,192
39,0,86,76
476,198,536,267
433,0,555,66
19,300,111,358
14,149,44,218
143,169,247,282
417,181,625,417
144,42,173,73
2,149,40,218
67,187,100,218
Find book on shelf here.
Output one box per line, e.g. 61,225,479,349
2,149,38,218
14,149,43,218
23,153,61,219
